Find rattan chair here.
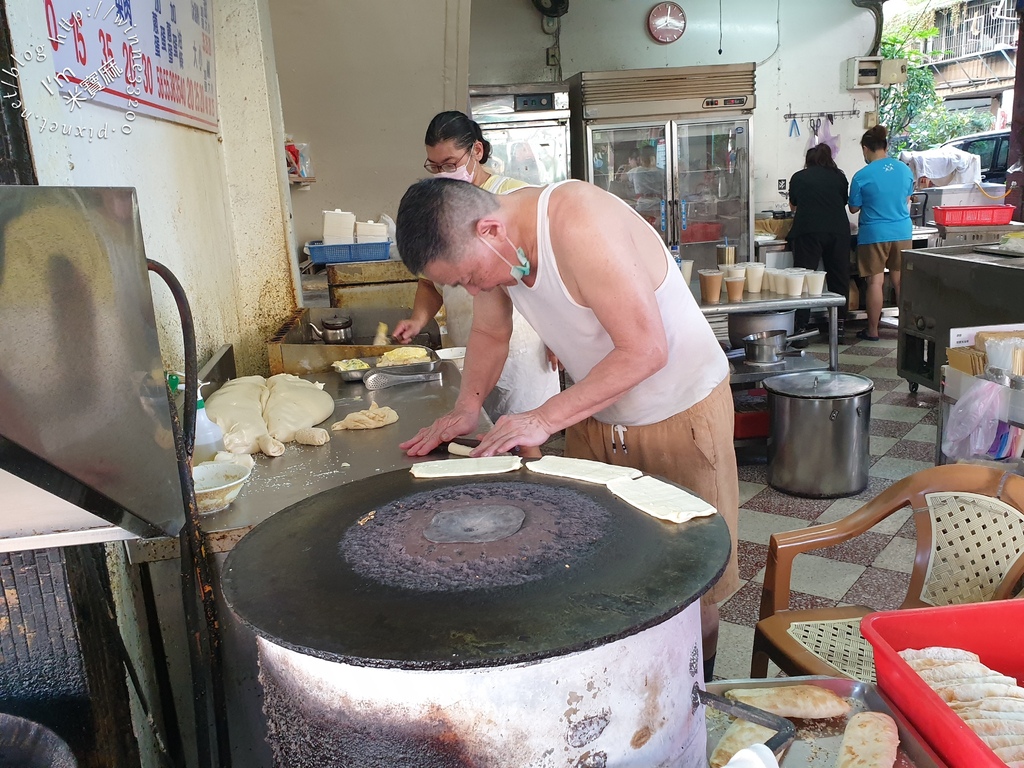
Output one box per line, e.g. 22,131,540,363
751,465,1024,682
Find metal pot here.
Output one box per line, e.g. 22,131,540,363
743,330,787,363
309,315,353,344
764,372,873,498
728,310,795,349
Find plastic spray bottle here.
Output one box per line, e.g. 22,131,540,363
193,384,225,464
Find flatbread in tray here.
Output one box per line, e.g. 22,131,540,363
836,711,899,768
726,684,851,719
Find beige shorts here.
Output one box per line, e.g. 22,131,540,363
857,240,910,277
564,377,740,605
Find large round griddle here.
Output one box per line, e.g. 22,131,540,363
222,466,730,670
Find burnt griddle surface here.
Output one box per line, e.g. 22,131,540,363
223,468,729,670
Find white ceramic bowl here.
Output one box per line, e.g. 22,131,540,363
437,346,467,371
192,462,252,514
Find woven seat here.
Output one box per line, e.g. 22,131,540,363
752,466,1024,682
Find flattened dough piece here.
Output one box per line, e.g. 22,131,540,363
606,475,716,524
962,719,1024,736
709,719,776,768
726,685,851,719
995,745,1024,762
899,647,979,664
410,457,522,478
526,455,642,485
331,402,399,431
836,711,899,768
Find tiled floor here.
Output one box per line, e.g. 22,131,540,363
714,327,941,681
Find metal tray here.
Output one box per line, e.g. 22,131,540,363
333,346,441,382
705,676,945,768
972,244,1024,259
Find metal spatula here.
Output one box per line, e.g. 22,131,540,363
362,370,442,390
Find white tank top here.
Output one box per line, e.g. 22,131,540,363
507,181,728,426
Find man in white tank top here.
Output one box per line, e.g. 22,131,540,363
395,178,739,677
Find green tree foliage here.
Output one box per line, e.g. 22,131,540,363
877,23,994,154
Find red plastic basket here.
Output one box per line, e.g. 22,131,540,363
931,205,1015,227
861,601,1024,768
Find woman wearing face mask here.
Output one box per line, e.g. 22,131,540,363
394,111,561,445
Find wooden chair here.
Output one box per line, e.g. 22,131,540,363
751,465,1024,682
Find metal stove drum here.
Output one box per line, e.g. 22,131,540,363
223,467,730,767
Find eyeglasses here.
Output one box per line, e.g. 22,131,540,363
424,148,471,174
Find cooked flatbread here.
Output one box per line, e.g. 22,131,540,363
907,658,963,672
951,697,1024,713
961,719,1024,736
916,662,1008,684
960,709,1024,721
330,403,399,431
978,734,1024,750
725,685,851,719
935,683,1024,703
995,745,1024,762
709,719,775,768
526,455,642,485
1005,761,1024,767
925,674,1020,688
836,711,899,768
606,475,717,524
899,647,979,663
409,456,523,478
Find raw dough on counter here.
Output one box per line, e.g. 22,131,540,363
725,685,851,719
264,374,335,442
447,441,474,457
205,376,284,457
293,427,330,446
835,711,899,768
331,403,399,431
710,720,776,768
606,475,716,523
213,451,256,471
526,455,642,486
410,457,522,478
205,374,334,456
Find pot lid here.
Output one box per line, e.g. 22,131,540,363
322,316,352,330
763,372,873,398
223,468,730,670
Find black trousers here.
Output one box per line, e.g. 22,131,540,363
790,231,850,328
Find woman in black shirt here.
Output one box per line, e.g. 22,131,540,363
787,144,851,339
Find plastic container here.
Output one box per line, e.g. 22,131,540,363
861,601,1024,768
194,395,225,464
932,205,1015,227
307,240,390,265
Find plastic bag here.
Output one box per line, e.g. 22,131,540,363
942,379,1007,460
807,117,840,160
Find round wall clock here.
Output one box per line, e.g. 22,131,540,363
647,2,686,44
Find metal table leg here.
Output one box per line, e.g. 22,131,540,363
828,306,839,371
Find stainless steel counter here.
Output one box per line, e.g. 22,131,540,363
689,282,845,371
128,362,487,563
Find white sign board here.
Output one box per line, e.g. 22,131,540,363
950,323,1024,349
44,0,217,132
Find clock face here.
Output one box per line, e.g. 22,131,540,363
647,2,686,44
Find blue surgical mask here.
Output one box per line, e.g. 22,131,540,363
479,236,531,285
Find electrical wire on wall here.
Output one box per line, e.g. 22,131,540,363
757,0,782,65
718,0,723,54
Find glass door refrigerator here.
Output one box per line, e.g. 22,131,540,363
469,87,571,185
568,64,756,271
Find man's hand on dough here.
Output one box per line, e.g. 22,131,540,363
472,411,553,457
400,407,478,456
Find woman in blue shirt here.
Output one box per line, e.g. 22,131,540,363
848,125,914,341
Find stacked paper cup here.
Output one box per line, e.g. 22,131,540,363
323,210,355,244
